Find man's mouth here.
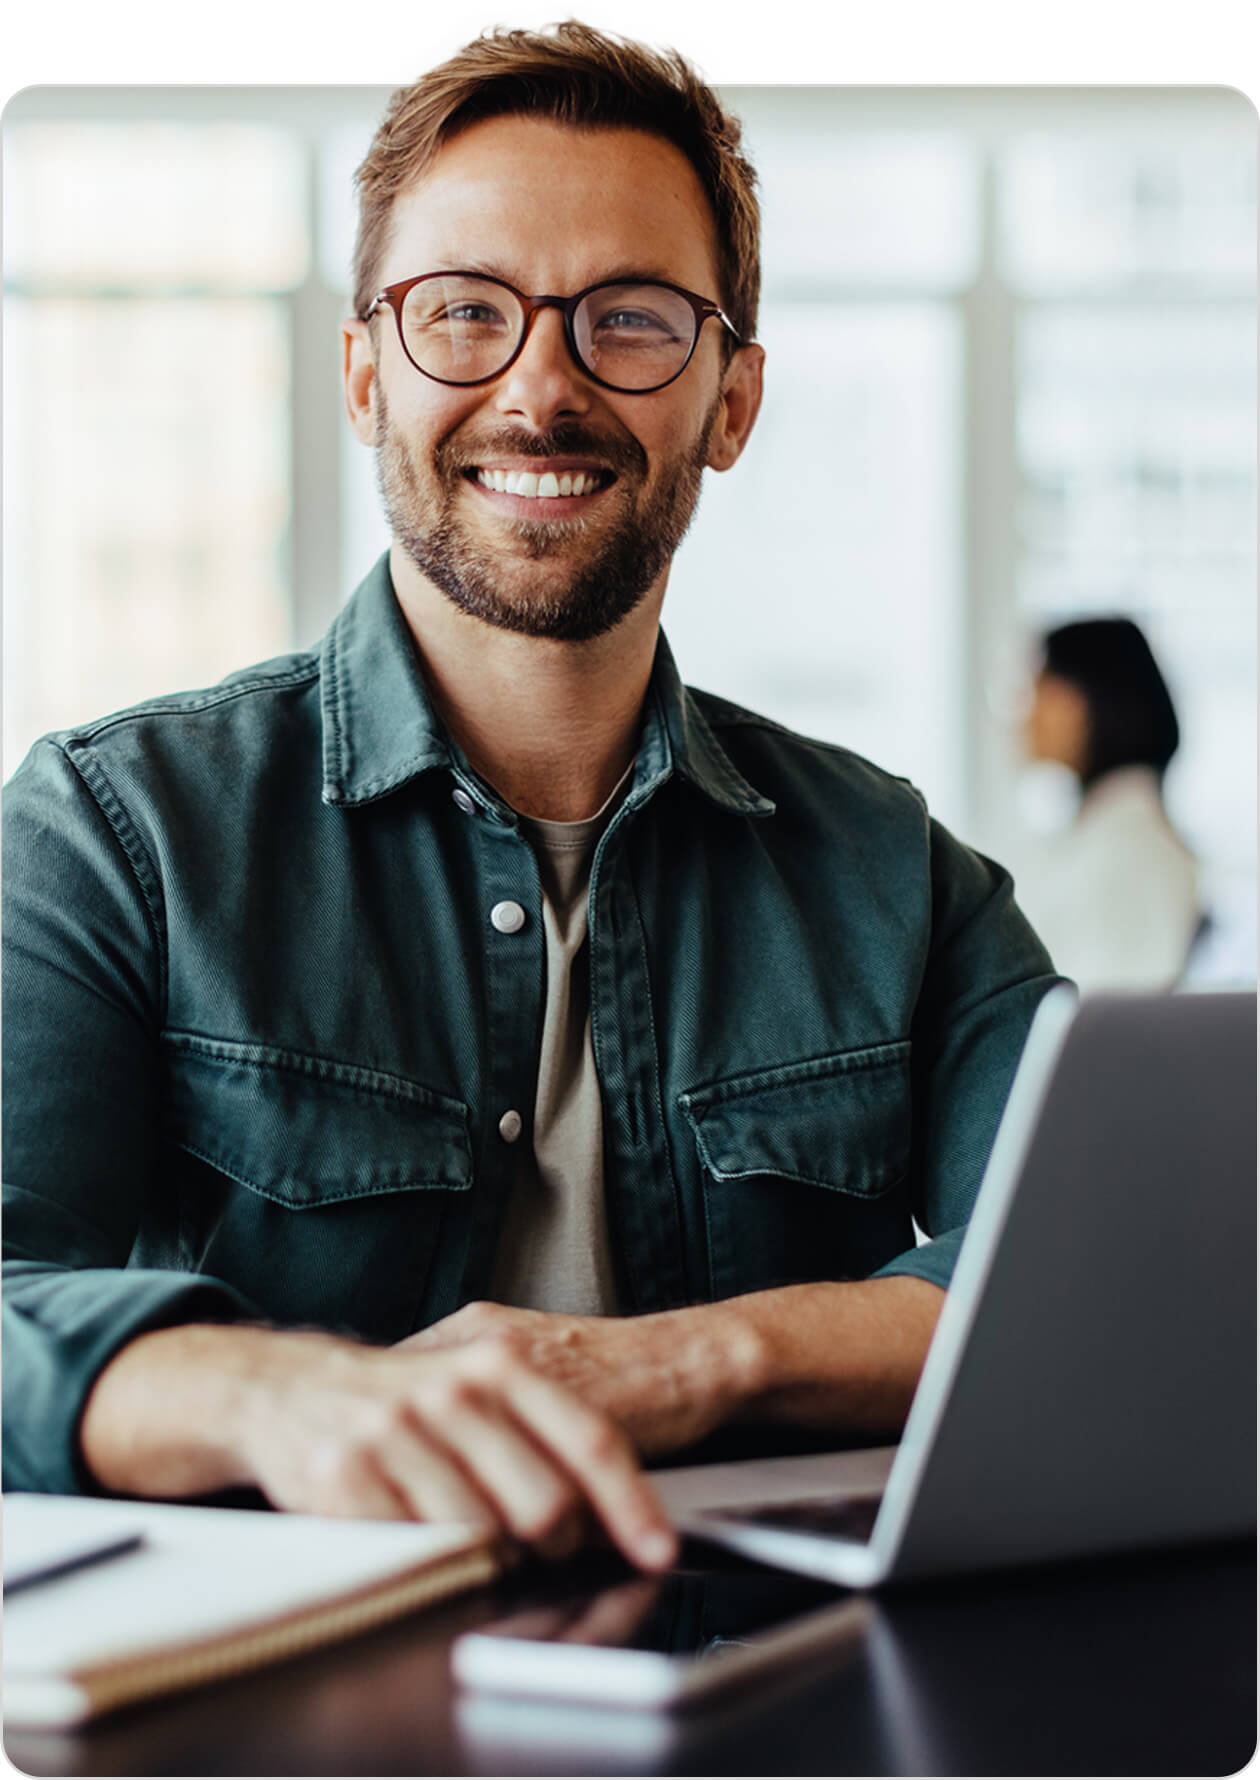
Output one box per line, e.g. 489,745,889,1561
467,466,615,500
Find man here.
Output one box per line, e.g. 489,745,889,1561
2,24,1059,1569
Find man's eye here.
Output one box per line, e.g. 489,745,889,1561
446,303,507,325
594,308,677,338
411,301,509,332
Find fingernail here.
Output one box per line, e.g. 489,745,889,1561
635,1527,677,1569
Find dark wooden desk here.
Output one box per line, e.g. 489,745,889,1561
7,1538,1254,1777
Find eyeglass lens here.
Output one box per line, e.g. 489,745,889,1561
397,275,699,390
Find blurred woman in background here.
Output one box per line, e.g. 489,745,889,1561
1018,617,1202,992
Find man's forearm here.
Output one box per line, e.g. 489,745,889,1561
709,1275,946,1436
79,1323,323,1498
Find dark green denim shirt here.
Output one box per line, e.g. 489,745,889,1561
3,556,1059,1493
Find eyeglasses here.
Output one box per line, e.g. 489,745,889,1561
362,272,745,394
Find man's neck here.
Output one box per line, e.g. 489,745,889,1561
389,545,665,823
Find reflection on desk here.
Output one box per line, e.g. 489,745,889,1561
5,1540,1255,1777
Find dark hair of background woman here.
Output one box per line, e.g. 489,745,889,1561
1041,617,1181,789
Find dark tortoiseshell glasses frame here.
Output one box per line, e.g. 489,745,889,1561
361,271,746,394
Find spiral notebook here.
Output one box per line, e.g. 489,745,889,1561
2,1493,499,1727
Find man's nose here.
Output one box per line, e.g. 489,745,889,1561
492,304,593,430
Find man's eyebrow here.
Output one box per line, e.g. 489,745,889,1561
430,260,691,290
434,258,512,280
582,265,688,287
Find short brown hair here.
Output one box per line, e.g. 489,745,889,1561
352,20,760,345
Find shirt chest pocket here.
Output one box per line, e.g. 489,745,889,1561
678,1042,913,1298
161,1036,472,1340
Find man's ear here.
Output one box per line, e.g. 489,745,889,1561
342,318,379,444
706,343,765,473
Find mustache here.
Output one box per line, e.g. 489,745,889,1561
438,422,647,481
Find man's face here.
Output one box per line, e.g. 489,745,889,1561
346,115,757,642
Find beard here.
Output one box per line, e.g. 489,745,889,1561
373,390,718,643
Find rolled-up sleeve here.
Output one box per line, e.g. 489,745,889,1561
3,740,255,1493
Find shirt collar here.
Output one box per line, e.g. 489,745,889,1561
1078,765,1165,820
634,634,775,818
320,554,455,807
320,552,774,819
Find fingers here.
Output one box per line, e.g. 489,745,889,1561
237,1328,677,1571
393,1366,585,1546
279,1397,501,1531
446,1343,678,1572
301,1451,412,1522
282,1349,622,1561
367,1419,503,1533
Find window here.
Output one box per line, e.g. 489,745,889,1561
4,88,1254,979
1001,127,1257,972
668,301,965,825
3,118,305,768
664,94,975,830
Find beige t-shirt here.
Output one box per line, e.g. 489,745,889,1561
485,771,631,1316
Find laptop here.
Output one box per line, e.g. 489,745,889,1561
654,988,1257,1586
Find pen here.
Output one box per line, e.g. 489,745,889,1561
3,1532,147,1597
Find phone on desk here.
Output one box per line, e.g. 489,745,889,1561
450,1566,869,1710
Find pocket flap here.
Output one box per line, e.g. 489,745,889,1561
163,1035,473,1208
678,1042,910,1199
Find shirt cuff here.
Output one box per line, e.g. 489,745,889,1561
3,1269,259,1496
870,1226,964,1293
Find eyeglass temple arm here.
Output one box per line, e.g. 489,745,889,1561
712,306,747,347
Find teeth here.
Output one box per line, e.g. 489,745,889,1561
476,468,602,498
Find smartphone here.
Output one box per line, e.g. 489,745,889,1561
450,1566,869,1710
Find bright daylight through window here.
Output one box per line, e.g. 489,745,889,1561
3,87,1254,980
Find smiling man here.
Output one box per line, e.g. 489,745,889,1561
3,25,1059,1562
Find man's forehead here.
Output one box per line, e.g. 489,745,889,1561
378,113,721,287
412,112,699,189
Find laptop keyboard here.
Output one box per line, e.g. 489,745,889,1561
699,1491,883,1543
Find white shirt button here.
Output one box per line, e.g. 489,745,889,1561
498,1109,523,1143
451,788,476,815
490,900,526,934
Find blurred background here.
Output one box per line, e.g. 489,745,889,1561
3,84,1255,984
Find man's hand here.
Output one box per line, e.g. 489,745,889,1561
396,1300,767,1456
398,1277,945,1457
78,1323,677,1572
